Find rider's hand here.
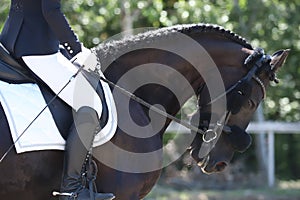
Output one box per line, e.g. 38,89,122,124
71,44,98,71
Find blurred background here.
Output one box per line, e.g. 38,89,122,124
1,0,299,199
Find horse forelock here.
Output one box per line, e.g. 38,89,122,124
95,23,253,67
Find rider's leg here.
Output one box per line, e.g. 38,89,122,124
21,53,114,199
59,106,114,200
22,52,103,114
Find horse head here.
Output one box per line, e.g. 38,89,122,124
189,48,289,174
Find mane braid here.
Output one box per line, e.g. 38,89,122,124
179,23,253,49
95,23,253,67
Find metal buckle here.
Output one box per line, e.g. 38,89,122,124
202,114,227,143
202,129,217,143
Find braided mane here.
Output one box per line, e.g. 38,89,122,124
179,23,252,48
95,23,253,66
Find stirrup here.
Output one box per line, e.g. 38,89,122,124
53,160,100,199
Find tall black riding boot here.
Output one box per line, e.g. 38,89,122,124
59,106,115,200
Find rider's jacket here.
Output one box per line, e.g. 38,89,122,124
0,0,81,59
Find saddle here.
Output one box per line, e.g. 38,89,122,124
0,42,35,83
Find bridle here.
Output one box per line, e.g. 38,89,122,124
252,75,266,99
191,48,278,158
203,48,271,108
193,47,276,157
195,72,267,145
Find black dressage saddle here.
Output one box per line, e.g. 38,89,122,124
0,42,35,83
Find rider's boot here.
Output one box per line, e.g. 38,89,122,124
59,106,115,200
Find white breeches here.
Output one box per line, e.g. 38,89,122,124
22,52,102,116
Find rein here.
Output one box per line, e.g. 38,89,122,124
93,47,270,142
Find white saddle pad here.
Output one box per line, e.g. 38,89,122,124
0,77,117,153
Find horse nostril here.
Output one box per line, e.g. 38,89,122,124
215,161,227,172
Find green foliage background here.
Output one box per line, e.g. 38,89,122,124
1,0,299,180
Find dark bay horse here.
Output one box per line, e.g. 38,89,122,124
0,24,289,199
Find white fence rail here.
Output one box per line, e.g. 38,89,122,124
166,121,300,187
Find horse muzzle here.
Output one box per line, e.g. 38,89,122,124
198,155,229,174
190,146,229,174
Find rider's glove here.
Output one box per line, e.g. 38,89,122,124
71,44,99,71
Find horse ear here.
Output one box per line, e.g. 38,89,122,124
270,49,290,72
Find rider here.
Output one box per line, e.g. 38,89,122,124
0,0,114,200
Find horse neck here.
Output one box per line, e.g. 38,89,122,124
103,31,249,125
